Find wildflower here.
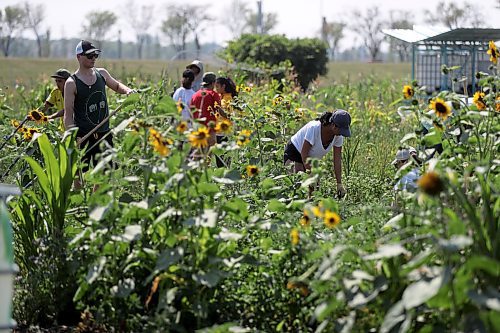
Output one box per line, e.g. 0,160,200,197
24,128,39,141
188,127,210,149
323,210,341,228
496,95,500,112
176,121,188,133
215,118,232,134
272,95,284,106
244,86,252,93
487,40,499,65
176,100,184,113
28,109,46,124
300,210,311,226
11,119,20,128
149,128,172,156
429,97,451,120
473,91,487,110
418,171,444,196
290,228,300,246
403,85,414,99
246,165,259,177
311,206,323,218
237,129,252,146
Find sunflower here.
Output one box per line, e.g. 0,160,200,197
246,165,259,177
300,210,311,227
148,128,172,156
402,85,414,99
176,100,184,113
28,109,46,124
429,97,451,120
188,127,210,149
244,86,252,93
11,119,20,128
418,171,444,196
272,95,284,106
323,210,341,228
311,206,323,218
473,91,486,110
215,118,232,134
176,121,188,133
487,40,499,65
496,95,500,112
24,128,39,141
290,228,300,246
237,129,252,146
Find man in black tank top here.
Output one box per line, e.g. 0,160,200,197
64,40,134,187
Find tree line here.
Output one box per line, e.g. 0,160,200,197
1,0,498,61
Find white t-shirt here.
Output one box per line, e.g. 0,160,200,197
291,120,344,159
394,168,420,192
173,87,195,121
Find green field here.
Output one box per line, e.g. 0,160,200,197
0,57,411,90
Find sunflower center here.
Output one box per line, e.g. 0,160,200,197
435,103,447,114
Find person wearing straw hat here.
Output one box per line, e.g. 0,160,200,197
64,40,134,175
284,109,352,198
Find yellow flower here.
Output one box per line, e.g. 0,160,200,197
300,210,311,226
176,100,184,113
473,91,486,110
237,129,252,146
272,95,284,106
290,228,300,246
403,85,414,99
215,118,232,134
11,119,20,128
323,210,341,228
188,127,210,149
244,86,252,93
148,128,172,156
417,171,444,196
311,206,323,218
286,281,309,297
429,97,451,120
23,128,39,141
176,121,188,133
487,40,499,65
496,96,500,112
246,165,259,177
28,109,46,124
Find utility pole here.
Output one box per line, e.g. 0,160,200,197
118,30,122,59
257,1,263,34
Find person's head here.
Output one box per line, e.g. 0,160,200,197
186,61,202,77
201,72,216,90
215,77,238,97
181,69,195,89
317,109,351,138
50,68,71,91
75,40,101,68
392,149,410,169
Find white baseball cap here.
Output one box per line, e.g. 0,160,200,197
392,149,410,165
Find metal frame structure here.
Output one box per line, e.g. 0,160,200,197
382,26,500,95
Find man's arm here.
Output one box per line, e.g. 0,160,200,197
98,68,133,95
64,78,77,130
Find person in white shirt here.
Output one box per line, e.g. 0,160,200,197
284,109,351,197
172,69,196,123
392,148,420,192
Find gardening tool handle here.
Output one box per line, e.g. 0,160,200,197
78,104,124,145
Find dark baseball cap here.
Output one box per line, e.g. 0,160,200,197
75,40,101,55
201,72,216,86
330,109,351,137
50,68,71,80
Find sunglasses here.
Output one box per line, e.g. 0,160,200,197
84,53,99,59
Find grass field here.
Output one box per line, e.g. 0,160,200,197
0,57,411,90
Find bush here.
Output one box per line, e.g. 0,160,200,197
220,34,328,91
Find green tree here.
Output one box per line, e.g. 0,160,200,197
81,10,117,49
0,5,25,57
23,2,47,58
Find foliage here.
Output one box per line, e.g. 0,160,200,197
220,34,328,91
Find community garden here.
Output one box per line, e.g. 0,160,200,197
0,39,499,332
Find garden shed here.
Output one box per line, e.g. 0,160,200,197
382,26,500,95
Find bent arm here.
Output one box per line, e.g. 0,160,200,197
64,79,77,129
99,68,133,95
300,140,313,170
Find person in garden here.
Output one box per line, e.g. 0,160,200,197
190,72,227,148
213,76,238,167
186,60,204,92
64,40,134,186
41,68,71,131
172,69,196,124
283,109,351,198
391,147,421,209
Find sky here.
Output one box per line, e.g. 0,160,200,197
2,0,500,51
